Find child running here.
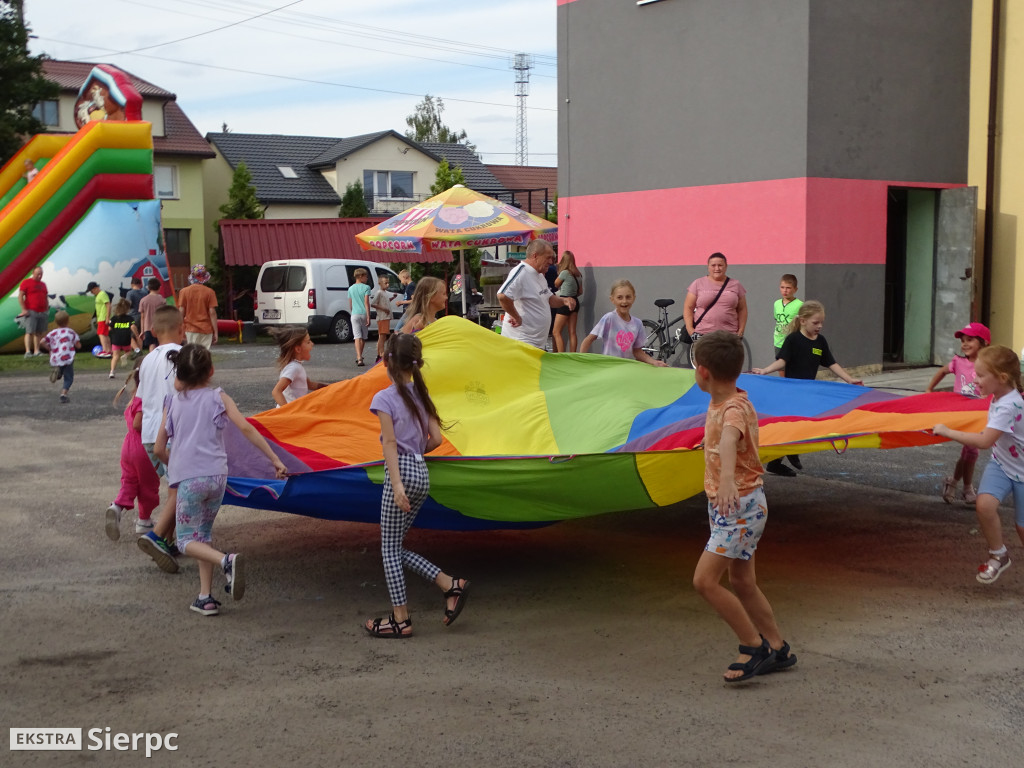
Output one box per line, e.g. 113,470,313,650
398,276,446,335
370,274,394,363
691,331,796,682
136,305,184,573
108,298,140,378
927,322,991,503
41,310,80,404
934,345,1024,585
271,327,326,406
364,333,469,638
751,300,862,476
106,363,160,540
155,344,288,616
580,279,668,366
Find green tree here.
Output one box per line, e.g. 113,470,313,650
0,2,59,165
405,94,476,153
546,192,558,224
430,157,465,196
338,180,369,217
210,162,264,307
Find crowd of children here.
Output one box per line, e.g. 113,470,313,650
18,254,1021,684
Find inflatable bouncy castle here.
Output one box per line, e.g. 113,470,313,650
0,65,164,352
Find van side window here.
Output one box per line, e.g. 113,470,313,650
324,265,349,291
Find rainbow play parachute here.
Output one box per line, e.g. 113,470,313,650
225,318,988,530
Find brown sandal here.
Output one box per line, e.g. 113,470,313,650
365,613,412,638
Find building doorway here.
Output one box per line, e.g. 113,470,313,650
884,187,976,365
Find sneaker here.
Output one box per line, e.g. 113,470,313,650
24,352,32,359
97,352,112,359
977,552,1011,584
788,455,803,471
223,553,245,600
137,531,179,574
49,367,60,384
134,517,154,533
941,476,957,504
105,503,125,542
190,595,222,616
108,372,115,379
963,485,978,504
59,394,69,404
766,459,797,477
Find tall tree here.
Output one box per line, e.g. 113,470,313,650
210,162,264,305
338,180,369,217
0,1,59,165
430,157,465,196
405,94,476,153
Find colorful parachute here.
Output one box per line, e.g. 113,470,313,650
225,317,988,530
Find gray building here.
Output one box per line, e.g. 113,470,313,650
558,0,973,370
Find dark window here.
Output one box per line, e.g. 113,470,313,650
260,266,307,293
164,228,192,293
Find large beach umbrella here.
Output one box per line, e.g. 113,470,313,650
355,184,557,315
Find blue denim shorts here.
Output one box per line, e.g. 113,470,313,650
977,460,1024,526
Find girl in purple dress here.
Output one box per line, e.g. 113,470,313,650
155,344,287,616
364,333,470,638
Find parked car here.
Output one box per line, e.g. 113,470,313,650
255,259,404,343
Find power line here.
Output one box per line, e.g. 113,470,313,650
105,0,555,79
103,0,306,57
38,36,559,113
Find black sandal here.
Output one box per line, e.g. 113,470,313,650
724,637,776,683
365,613,412,638
443,577,470,626
762,640,798,674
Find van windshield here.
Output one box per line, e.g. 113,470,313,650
260,266,307,293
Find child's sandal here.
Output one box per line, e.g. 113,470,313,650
443,577,470,626
976,553,1011,584
365,613,412,638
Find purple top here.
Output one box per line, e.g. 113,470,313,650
370,382,428,455
164,386,228,486
686,276,746,334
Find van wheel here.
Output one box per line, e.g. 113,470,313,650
327,313,353,343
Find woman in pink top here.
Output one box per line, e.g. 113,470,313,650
683,252,748,341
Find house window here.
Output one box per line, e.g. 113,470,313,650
363,170,414,200
154,165,178,199
277,165,298,178
32,100,59,127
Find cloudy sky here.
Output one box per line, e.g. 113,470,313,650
24,0,559,165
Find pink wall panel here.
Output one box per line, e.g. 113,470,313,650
559,178,808,268
560,177,965,268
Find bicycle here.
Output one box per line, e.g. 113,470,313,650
641,298,753,370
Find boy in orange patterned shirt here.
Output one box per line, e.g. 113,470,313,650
691,331,797,683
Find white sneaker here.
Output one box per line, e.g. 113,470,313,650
108,372,116,379
135,517,154,533
105,503,126,541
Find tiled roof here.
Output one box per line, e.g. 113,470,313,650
42,60,175,98
155,101,215,158
308,130,436,167
219,218,386,266
486,165,557,218
418,143,505,192
206,133,343,204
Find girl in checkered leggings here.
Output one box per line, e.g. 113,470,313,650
364,333,470,638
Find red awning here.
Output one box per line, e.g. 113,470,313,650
219,218,390,267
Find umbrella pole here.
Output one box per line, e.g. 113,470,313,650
459,249,468,318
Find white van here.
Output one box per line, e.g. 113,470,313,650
255,259,404,343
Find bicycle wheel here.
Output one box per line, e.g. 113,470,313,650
641,319,670,362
